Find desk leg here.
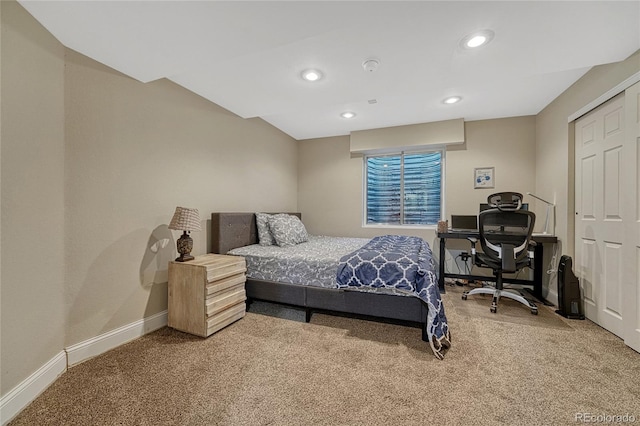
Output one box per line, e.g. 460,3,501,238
533,243,544,302
439,237,446,291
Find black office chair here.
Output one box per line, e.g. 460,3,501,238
462,192,538,314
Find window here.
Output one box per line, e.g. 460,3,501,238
365,150,443,226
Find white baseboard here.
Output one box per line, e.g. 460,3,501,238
546,288,558,308
0,310,168,424
0,351,67,426
66,310,167,366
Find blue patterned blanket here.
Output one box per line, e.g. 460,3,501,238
336,235,451,359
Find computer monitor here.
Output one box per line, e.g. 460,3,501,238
450,215,478,231
480,202,528,212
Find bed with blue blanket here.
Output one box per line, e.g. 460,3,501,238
211,212,451,359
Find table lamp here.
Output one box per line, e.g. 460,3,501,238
168,207,202,262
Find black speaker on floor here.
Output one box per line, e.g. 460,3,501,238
556,255,585,319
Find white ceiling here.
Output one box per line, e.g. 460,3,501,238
18,1,640,141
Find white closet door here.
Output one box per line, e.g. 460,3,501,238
622,81,640,353
575,93,626,338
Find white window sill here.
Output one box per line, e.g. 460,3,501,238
362,223,436,231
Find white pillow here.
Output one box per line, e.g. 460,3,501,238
268,214,308,247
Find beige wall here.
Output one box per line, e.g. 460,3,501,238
536,50,640,259
350,118,465,153
0,0,3,396
1,0,297,398
1,0,3,398
533,50,639,304
446,117,536,218
1,0,66,394
298,116,536,252
64,50,297,346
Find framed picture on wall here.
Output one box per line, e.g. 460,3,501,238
474,167,495,189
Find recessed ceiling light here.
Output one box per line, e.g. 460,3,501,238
301,69,323,82
340,111,356,119
460,30,495,49
443,96,462,104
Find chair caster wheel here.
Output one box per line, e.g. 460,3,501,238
531,308,538,315
490,305,497,313
462,293,468,300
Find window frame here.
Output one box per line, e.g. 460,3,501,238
362,148,446,228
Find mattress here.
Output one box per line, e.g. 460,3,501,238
228,235,369,288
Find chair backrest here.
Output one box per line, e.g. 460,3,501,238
478,196,535,272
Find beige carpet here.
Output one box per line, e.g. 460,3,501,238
9,286,640,425
448,284,571,329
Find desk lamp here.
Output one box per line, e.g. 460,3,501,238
168,207,202,262
527,192,555,235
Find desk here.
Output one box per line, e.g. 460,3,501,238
437,231,558,302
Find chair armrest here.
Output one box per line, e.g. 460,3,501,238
467,237,478,256
527,239,536,260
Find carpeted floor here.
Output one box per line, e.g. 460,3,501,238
9,285,640,425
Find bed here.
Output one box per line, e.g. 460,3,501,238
211,212,450,358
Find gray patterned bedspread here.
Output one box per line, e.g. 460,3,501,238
336,235,451,359
228,235,371,288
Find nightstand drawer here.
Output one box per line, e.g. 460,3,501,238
201,257,246,282
206,302,246,336
206,273,245,297
206,285,246,316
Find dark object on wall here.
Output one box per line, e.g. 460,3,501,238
556,255,585,320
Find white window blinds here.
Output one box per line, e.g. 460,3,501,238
366,151,442,225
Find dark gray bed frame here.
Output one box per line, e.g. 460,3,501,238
211,212,429,340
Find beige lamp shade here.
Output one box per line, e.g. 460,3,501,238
168,207,202,232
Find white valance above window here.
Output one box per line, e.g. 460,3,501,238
350,118,465,155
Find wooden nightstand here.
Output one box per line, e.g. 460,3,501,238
168,254,247,337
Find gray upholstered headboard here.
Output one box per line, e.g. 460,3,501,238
211,212,301,254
